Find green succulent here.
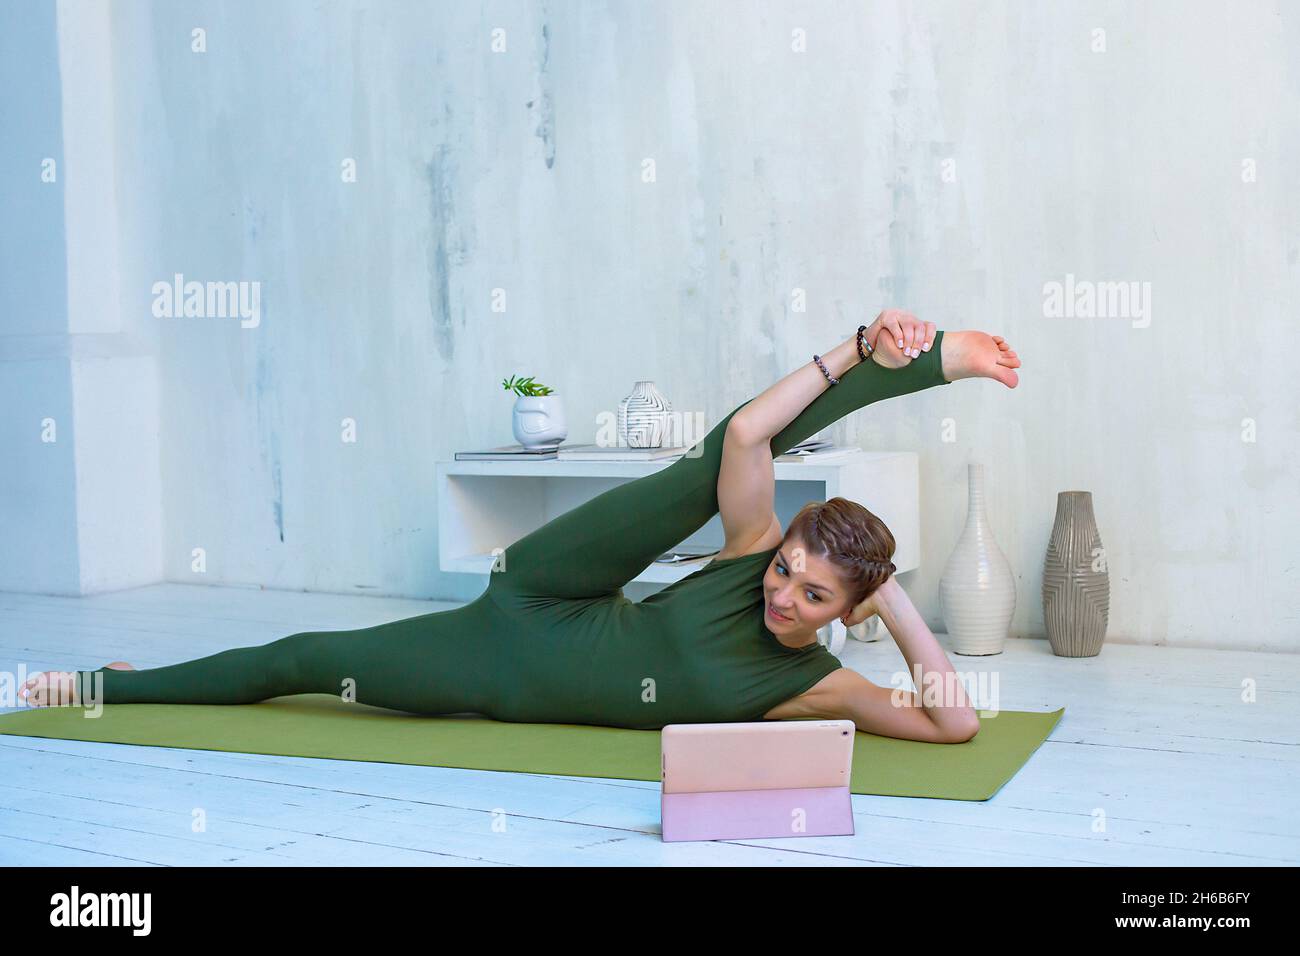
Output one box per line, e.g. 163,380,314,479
501,374,555,397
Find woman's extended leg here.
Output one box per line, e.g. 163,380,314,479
488,330,952,602
67,600,500,712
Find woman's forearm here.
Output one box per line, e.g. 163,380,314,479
873,579,981,738
729,335,862,443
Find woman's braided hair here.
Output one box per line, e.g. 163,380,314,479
784,497,896,608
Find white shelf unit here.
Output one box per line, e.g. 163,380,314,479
436,451,920,587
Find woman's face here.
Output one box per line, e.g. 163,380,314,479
761,538,853,636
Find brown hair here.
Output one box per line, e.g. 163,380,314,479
782,497,896,608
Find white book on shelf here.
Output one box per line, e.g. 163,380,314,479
786,438,833,452
775,445,863,463
454,444,560,461
555,443,689,461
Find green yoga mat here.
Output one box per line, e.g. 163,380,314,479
0,696,1063,801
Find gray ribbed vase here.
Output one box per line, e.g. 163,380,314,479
1042,491,1110,657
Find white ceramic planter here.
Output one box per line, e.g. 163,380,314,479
939,463,1017,655
512,395,568,449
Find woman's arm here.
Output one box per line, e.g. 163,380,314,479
727,310,934,444
859,577,981,741
790,578,980,743
726,335,862,448
717,312,932,551
717,334,864,552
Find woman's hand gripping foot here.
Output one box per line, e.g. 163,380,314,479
863,310,1021,388
864,309,936,369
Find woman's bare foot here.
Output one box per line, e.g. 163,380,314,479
939,331,1021,388
19,661,134,707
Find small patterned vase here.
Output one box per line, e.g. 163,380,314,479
617,381,672,448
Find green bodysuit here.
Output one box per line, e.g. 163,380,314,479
77,332,951,729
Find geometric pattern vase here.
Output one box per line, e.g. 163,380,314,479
1042,490,1109,657
617,380,672,448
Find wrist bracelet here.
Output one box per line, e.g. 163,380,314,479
856,324,874,361
813,354,839,385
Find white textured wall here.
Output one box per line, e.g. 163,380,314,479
1,0,162,595
8,0,1297,649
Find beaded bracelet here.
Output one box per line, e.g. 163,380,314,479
813,354,839,385
856,324,874,361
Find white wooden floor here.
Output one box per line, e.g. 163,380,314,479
0,583,1295,866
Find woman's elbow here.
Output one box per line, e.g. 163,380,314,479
947,716,981,743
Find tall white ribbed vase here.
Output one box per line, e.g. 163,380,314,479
939,463,1017,655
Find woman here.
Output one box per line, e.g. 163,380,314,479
21,311,1020,743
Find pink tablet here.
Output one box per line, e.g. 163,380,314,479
660,720,856,842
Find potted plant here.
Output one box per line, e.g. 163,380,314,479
502,374,567,449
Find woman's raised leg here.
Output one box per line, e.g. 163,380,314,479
488,330,952,603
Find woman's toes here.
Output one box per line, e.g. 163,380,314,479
32,673,54,706
23,675,44,706
20,674,44,702
979,334,1019,387
23,671,77,707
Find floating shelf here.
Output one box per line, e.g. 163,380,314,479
437,452,920,587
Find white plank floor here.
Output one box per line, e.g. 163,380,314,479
0,584,1295,866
